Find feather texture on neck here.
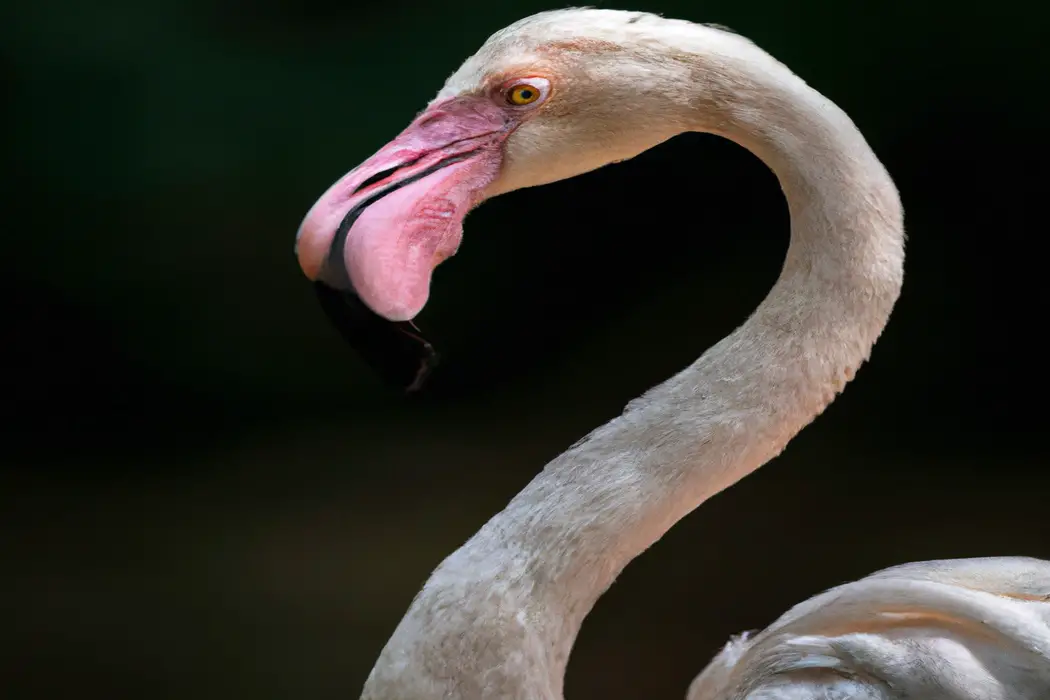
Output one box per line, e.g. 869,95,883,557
361,10,904,699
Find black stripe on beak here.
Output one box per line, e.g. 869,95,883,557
314,282,437,393
310,152,476,393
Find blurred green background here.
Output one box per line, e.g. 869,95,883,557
3,0,1049,698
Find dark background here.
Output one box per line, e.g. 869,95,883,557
3,0,1049,698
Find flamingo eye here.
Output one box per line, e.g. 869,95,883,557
508,85,539,105
501,78,550,107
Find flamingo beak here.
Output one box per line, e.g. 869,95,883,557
296,96,510,391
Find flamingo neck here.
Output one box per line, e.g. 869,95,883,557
360,26,904,700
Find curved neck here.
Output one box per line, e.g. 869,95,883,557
361,32,904,700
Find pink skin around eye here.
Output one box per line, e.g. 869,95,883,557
296,96,516,321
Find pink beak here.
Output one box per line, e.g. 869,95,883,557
296,96,511,321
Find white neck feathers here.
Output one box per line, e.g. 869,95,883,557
361,14,904,700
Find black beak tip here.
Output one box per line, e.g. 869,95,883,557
314,282,439,394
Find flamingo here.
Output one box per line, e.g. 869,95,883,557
295,9,1050,699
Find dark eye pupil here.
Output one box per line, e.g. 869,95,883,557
518,89,533,99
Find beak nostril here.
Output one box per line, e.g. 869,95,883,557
355,166,401,193
353,154,426,195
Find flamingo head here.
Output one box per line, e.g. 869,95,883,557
295,9,709,389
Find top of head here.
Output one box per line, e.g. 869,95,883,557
437,7,746,97
435,8,758,197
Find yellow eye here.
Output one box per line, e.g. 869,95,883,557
507,84,541,106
